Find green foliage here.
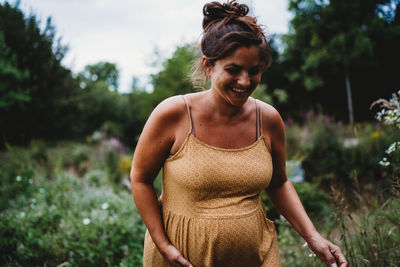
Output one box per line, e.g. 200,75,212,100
373,90,400,181
278,197,400,267
343,199,400,266
75,81,124,138
0,32,30,109
258,35,290,108
0,2,81,145
73,60,140,146
0,174,145,266
293,182,332,219
261,181,332,227
119,44,197,147
278,219,325,267
278,192,400,267
285,112,397,201
0,142,145,266
80,61,119,91
102,144,123,185
279,0,400,121
0,1,144,147
142,44,197,115
151,44,196,100
301,118,343,184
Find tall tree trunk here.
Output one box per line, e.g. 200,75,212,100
345,70,354,125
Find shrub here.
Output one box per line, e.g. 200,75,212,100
0,144,40,211
277,218,325,267
286,112,397,206
301,118,343,185
0,173,145,266
0,142,145,266
261,181,332,228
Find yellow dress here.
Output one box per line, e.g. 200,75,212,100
143,96,281,267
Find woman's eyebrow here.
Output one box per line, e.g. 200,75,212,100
225,63,262,68
224,63,240,68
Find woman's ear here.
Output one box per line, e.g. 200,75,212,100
202,56,212,77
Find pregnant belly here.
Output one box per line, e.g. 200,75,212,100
163,205,277,267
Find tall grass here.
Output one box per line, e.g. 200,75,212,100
335,191,400,266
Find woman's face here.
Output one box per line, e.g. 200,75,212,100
204,45,262,107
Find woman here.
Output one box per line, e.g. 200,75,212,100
130,1,348,266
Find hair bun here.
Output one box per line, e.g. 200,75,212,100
202,1,249,30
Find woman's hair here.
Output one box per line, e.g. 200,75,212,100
191,0,271,89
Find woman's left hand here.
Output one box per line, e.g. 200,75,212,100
306,234,348,267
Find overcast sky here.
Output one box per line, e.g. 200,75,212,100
5,0,292,92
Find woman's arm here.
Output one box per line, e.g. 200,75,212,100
261,103,347,267
130,96,193,267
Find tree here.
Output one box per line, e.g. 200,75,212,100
258,34,290,114
281,0,400,122
118,45,197,147
0,2,81,146
73,62,124,140
150,44,197,103
80,62,119,91
0,32,30,110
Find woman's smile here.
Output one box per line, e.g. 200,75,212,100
232,88,248,93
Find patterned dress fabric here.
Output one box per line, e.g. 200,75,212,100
143,96,281,267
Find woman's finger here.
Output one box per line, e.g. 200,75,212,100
313,242,336,266
329,244,347,267
174,255,193,267
321,249,336,266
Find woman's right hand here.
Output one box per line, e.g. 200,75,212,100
162,244,194,267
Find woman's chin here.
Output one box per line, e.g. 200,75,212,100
227,90,251,106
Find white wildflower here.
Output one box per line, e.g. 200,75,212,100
101,202,109,210
375,90,400,167
16,176,22,182
379,158,390,167
83,218,91,225
385,142,398,154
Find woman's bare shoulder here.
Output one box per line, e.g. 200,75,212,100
152,95,187,118
139,95,188,143
255,99,284,131
146,95,189,129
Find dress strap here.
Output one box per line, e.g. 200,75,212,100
182,95,195,135
255,99,262,138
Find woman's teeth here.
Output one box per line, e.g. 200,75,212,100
232,88,247,93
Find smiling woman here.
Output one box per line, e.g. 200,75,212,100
130,1,347,267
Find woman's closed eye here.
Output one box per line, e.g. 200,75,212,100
225,66,261,76
249,66,261,76
225,66,241,75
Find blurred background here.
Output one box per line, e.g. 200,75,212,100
0,0,399,266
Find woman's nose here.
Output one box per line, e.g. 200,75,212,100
237,72,250,88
